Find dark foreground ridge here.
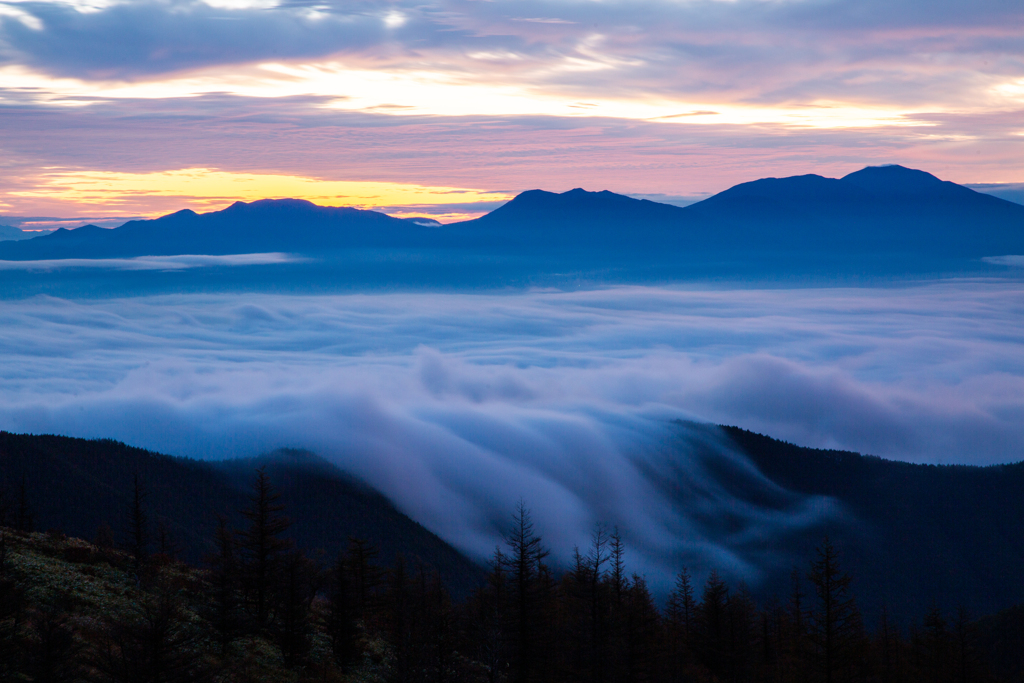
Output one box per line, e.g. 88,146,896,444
1,165,1022,280
1,429,1024,681
718,425,1024,620
0,431,483,597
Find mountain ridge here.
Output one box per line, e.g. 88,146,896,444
3,426,1023,620
2,165,1022,276
0,431,485,596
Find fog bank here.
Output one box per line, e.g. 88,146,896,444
1,282,1021,585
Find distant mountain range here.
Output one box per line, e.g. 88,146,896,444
0,224,33,241
3,426,1023,621
1,165,1022,277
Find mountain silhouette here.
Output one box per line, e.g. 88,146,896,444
684,165,1024,256
0,199,441,260
3,426,1024,621
0,432,484,596
1,166,1022,273
0,223,32,241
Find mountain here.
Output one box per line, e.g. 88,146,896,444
0,224,32,241
684,166,1024,257
717,424,1024,622
1,164,1022,276
0,199,445,260
4,426,1024,621
0,432,484,596
448,188,693,250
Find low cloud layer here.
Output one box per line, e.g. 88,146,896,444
0,252,302,270
0,281,1021,586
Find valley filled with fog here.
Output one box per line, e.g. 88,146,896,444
1,280,1021,587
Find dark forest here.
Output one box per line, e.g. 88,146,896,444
1,459,1023,683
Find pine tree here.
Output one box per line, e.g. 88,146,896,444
278,550,317,668
465,547,508,683
325,550,361,670
914,605,952,683
204,516,240,656
587,523,610,683
346,537,383,626
610,528,626,604
237,467,293,630
951,607,976,683
697,570,730,680
666,568,697,683
806,538,863,683
501,500,550,683
623,573,660,683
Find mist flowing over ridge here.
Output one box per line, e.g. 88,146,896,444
2,282,1023,597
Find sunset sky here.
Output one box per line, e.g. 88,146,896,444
2,0,1023,226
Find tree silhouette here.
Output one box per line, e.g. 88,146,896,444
237,467,293,630
807,538,863,683
203,515,240,655
502,499,550,683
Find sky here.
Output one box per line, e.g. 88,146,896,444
2,0,1024,225
2,282,1023,583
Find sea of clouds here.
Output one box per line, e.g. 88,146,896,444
1,281,1022,586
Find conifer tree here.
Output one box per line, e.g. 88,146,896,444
204,516,240,656
785,567,810,683
237,467,293,630
278,550,317,668
325,550,361,670
697,569,730,678
346,537,383,625
623,573,660,683
501,500,550,683
914,605,952,683
807,538,863,683
465,547,508,683
951,606,976,683
587,523,610,683
610,528,626,605
666,568,697,683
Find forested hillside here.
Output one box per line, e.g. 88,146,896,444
721,425,1024,620
0,432,483,596
1,495,1022,682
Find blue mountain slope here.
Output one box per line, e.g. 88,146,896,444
449,188,694,249
1,166,1021,272
0,199,439,260
0,224,32,241
682,165,1024,255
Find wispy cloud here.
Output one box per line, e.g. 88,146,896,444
0,252,304,270
0,0,1021,215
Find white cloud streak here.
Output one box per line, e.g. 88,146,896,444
0,252,304,270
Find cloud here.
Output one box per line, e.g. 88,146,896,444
0,252,305,270
1,0,1021,113
982,255,1024,267
1,94,1022,220
0,281,1022,587
970,182,1024,205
